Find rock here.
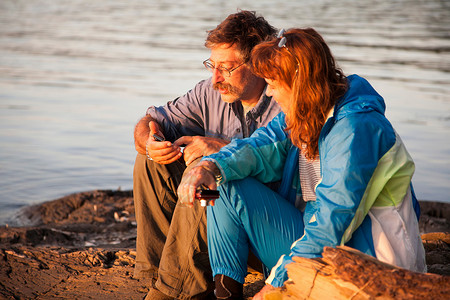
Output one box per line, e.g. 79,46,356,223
267,246,450,300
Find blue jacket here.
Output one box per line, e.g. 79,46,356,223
205,75,426,287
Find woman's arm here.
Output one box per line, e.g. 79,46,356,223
203,112,290,184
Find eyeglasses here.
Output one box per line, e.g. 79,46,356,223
277,28,300,74
203,59,245,77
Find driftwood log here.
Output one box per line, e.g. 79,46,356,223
264,246,450,299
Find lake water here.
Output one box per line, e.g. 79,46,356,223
0,0,449,225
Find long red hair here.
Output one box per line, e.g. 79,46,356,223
251,28,348,159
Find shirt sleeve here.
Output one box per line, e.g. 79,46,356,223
146,79,212,141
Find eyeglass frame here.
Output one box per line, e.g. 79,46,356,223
203,59,246,77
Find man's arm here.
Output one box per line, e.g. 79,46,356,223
134,78,238,164
134,115,154,155
134,114,230,165
134,115,183,164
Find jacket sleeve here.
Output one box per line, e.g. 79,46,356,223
267,111,397,287
203,112,290,184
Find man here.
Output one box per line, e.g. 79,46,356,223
133,11,280,299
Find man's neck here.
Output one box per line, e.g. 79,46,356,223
241,102,253,116
240,79,266,108
241,99,258,108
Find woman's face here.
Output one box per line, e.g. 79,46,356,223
265,78,292,113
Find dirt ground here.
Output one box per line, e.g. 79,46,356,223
0,190,448,299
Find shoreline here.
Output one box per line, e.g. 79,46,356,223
5,189,450,232
0,189,449,299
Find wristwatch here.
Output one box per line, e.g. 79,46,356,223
200,164,223,185
212,166,223,185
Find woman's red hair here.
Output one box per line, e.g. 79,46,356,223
251,28,348,159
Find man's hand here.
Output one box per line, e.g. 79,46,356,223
174,136,230,166
146,121,183,164
134,115,153,155
133,116,182,164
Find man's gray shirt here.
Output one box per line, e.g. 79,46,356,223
146,78,282,142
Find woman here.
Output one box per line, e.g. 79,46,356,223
177,28,426,299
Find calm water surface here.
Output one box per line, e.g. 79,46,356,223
0,0,449,225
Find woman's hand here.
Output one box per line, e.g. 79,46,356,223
177,161,219,208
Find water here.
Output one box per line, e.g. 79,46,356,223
0,0,449,225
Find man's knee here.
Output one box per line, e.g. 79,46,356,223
134,154,185,187
133,153,148,179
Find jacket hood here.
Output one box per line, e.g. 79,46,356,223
333,75,386,121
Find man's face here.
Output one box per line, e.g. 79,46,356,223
208,43,262,104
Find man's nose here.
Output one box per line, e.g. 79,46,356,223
212,68,225,84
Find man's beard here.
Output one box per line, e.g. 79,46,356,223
213,82,239,96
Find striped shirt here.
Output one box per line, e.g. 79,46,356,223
298,150,321,203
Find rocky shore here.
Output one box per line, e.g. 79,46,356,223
0,189,449,299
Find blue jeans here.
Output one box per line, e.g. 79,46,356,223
207,177,305,284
